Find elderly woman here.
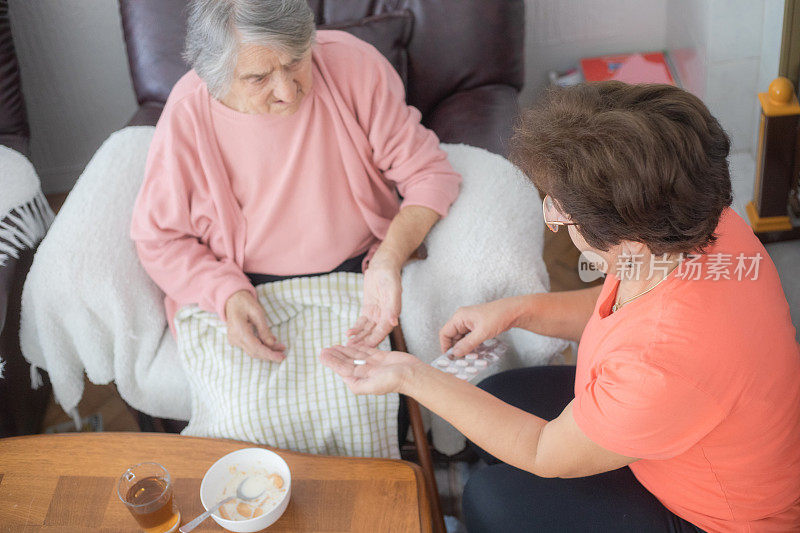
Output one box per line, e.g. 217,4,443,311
322,82,800,531
130,0,460,360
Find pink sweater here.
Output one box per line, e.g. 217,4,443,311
130,31,461,331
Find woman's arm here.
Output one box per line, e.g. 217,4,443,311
347,205,440,347
357,41,462,218
513,286,602,341
130,98,283,359
133,192,285,361
372,205,440,267
406,361,635,478
129,95,253,322
346,44,461,347
320,344,636,478
133,235,255,322
440,285,602,356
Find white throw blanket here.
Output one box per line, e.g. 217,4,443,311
20,127,568,453
21,128,189,420
1,145,53,380
0,146,53,269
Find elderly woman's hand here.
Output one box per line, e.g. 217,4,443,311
320,344,419,395
225,290,287,362
346,257,402,348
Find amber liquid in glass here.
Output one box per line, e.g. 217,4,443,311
125,476,179,532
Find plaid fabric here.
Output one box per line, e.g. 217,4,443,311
175,272,398,458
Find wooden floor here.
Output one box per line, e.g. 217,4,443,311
40,193,590,434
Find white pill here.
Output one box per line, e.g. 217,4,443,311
465,367,479,374
455,359,468,367
435,359,450,367
446,366,459,373
353,359,367,366
465,353,478,360
474,359,488,368
483,339,499,348
456,373,469,380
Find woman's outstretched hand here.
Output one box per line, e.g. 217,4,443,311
320,344,418,395
346,259,402,348
225,290,286,362
439,297,526,357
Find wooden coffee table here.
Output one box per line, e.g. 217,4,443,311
0,432,432,532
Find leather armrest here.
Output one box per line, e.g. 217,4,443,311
126,102,165,128
0,195,53,436
0,242,49,437
0,134,29,158
0,205,28,332
424,84,519,157
0,252,15,332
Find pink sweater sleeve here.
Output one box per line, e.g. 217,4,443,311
130,98,255,321
356,47,462,217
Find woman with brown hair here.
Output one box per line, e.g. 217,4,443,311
322,82,800,531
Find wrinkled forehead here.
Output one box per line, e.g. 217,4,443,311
234,43,304,74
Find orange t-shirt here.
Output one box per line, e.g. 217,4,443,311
573,208,800,532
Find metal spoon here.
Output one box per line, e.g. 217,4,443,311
179,476,266,532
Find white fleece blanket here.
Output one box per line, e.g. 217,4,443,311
1,146,53,379
0,146,53,268
20,127,567,452
20,128,188,420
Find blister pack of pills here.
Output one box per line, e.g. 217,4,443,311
431,338,508,382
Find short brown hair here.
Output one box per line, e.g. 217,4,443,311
510,81,732,255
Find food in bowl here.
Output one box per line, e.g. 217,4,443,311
216,465,287,521
200,447,292,532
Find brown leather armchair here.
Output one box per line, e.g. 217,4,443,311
0,0,52,437
0,1,27,157
117,0,524,412
120,0,524,154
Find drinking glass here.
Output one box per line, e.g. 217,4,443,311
117,462,181,533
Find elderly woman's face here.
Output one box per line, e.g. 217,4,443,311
222,43,313,115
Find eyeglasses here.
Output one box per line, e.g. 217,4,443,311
542,194,579,233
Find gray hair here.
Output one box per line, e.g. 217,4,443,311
183,0,316,98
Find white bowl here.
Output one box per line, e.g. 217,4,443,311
200,448,291,532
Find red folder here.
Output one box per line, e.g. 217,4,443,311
580,52,676,85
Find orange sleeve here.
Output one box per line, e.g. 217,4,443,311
573,354,728,460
